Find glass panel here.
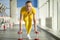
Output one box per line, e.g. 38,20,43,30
0,0,10,17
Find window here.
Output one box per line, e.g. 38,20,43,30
0,0,10,17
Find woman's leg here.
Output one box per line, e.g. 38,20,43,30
25,21,28,34
27,21,32,34
25,21,32,34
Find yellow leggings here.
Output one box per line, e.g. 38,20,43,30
25,20,32,34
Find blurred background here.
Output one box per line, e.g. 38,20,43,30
0,0,60,40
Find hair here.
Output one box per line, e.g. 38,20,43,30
25,1,32,4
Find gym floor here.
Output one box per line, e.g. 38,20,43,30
0,25,56,40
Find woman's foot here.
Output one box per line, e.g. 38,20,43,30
27,34,31,39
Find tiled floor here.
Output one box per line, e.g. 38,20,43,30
0,25,56,40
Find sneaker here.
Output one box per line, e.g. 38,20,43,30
27,34,31,39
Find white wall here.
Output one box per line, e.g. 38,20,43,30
58,0,60,33
52,0,58,31
10,0,19,24
38,0,58,31
38,0,48,27
10,0,17,18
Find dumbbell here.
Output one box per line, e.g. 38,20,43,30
18,32,23,40
34,31,40,40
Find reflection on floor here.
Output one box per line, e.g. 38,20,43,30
0,25,56,40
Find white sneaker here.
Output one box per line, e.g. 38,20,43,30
27,34,31,39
